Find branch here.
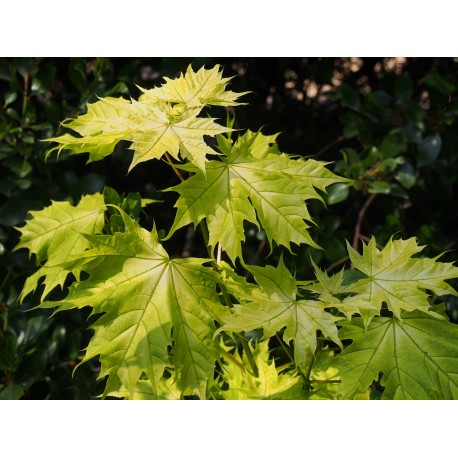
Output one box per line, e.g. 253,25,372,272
314,135,344,159
352,193,377,251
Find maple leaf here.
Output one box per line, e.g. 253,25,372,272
44,65,246,172
221,257,341,366
306,350,344,400
220,340,305,400
166,130,346,261
46,98,231,173
14,193,106,301
302,260,377,321
109,376,181,400
138,64,249,108
346,237,458,320
337,312,458,399
45,96,134,162
39,211,226,399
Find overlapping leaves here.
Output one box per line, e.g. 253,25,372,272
14,63,458,400
221,258,342,366
38,211,227,399
220,340,305,400
167,130,346,261
337,312,458,399
346,237,458,320
45,65,245,172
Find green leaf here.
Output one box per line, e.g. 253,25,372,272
31,65,57,93
45,65,246,172
108,376,181,400
380,129,408,157
167,130,346,261
338,84,361,109
425,71,456,95
304,261,377,321
368,180,391,194
395,163,416,189
39,211,226,399
417,133,442,167
307,350,344,400
3,90,17,106
220,340,305,400
326,183,349,205
0,336,19,372
222,257,341,366
337,313,458,399
346,237,458,320
394,73,413,102
15,193,106,301
68,57,87,91
0,383,24,400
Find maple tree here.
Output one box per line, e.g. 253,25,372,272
15,65,458,399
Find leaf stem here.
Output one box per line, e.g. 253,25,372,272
199,221,213,259
304,343,321,390
199,215,259,378
275,334,308,384
220,348,246,372
164,150,259,380
238,335,259,378
164,151,185,182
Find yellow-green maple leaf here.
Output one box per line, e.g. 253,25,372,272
302,260,378,324
138,64,249,108
39,211,226,399
109,376,181,400
221,340,305,400
346,237,458,320
337,312,458,399
14,193,106,301
222,258,342,366
45,65,246,172
166,130,347,261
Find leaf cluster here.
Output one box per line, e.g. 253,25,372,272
9,62,458,399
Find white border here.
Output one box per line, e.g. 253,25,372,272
3,1,456,56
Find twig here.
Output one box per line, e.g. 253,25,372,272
314,135,344,159
325,255,350,273
21,72,29,123
352,193,377,252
